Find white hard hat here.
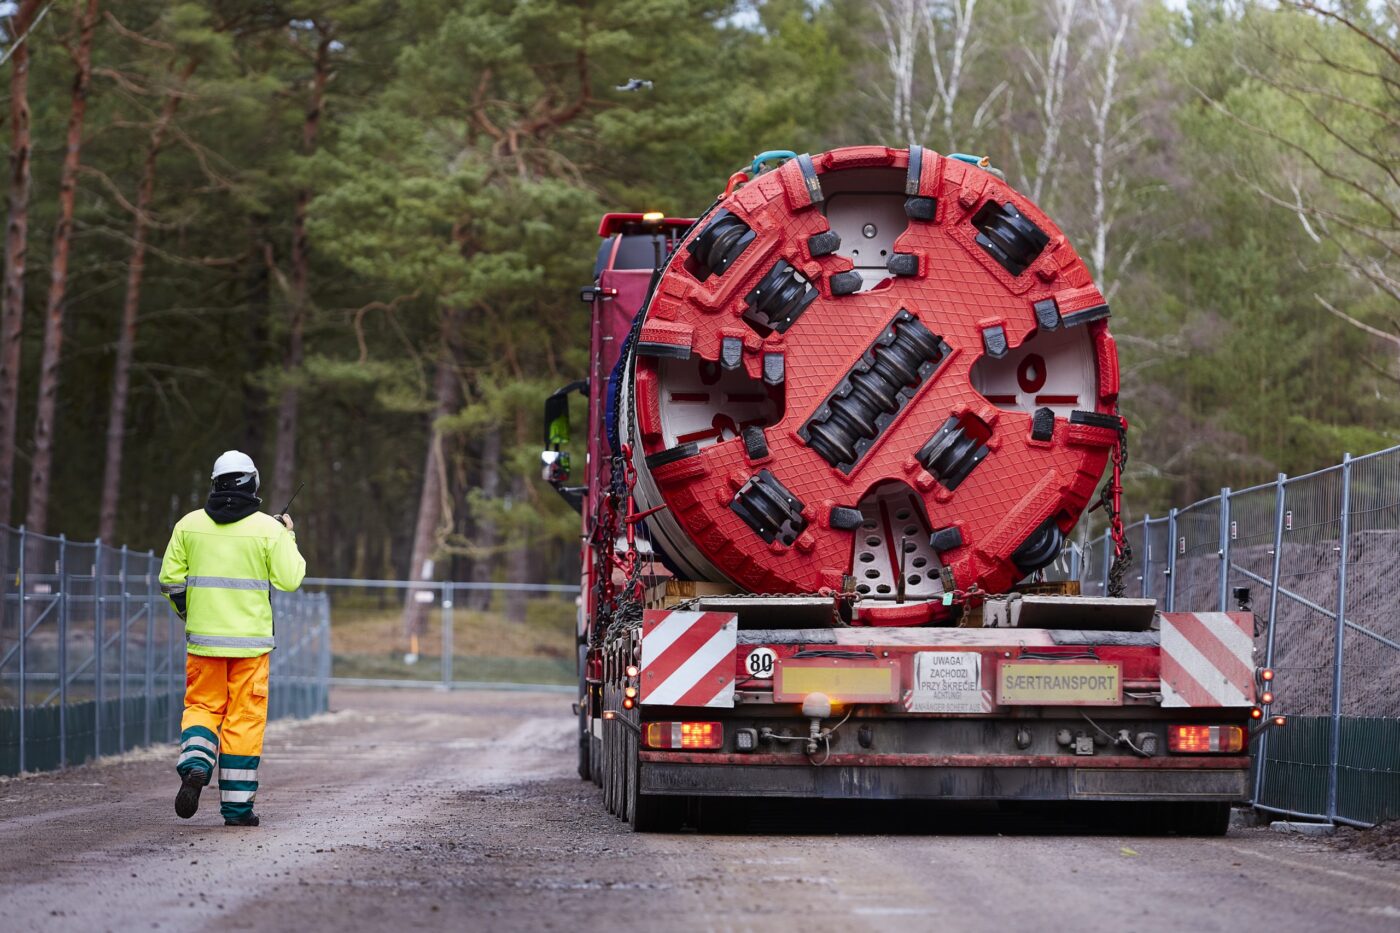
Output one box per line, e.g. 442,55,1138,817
211,450,259,490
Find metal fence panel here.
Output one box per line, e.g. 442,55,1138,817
307,578,578,691
0,524,331,777
1272,467,1344,719
1075,445,1400,826
1172,498,1222,613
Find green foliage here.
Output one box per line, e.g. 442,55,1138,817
4,0,1396,580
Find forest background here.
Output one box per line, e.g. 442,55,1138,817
0,0,1394,586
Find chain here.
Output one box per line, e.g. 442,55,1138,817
1103,411,1133,598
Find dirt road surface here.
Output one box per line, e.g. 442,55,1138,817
2,688,1397,932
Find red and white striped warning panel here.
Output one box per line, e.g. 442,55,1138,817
639,610,738,708
1159,611,1256,708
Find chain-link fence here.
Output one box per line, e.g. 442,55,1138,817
1077,445,1400,826
0,524,331,777
306,578,577,692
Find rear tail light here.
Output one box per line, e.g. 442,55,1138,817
1168,724,1245,753
643,721,723,750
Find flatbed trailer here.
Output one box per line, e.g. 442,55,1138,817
547,187,1275,834
591,599,1261,832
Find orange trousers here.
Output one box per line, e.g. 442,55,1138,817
178,654,269,819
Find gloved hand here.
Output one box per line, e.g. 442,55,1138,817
172,591,188,621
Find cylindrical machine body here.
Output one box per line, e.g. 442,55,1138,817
624,146,1120,622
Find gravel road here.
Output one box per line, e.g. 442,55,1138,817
2,688,1397,932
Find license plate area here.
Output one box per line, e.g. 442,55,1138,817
997,660,1122,706
772,658,900,703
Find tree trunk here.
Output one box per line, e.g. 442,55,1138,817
401,308,460,642
505,473,530,623
25,0,99,536
97,61,196,545
241,220,271,458
467,425,500,609
270,35,332,507
0,0,44,528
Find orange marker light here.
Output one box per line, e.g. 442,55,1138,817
1261,691,1274,704
1260,668,1275,682
624,686,637,699
622,696,635,710
626,665,639,678
1273,715,1287,727
1250,707,1264,720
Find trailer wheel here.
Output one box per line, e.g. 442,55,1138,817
577,646,591,781
601,687,617,815
621,724,636,823
626,723,685,832
610,709,626,820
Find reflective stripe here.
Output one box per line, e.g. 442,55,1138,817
187,633,276,649
160,582,187,595
220,789,256,803
182,736,218,753
186,575,271,591
179,749,215,767
220,768,258,782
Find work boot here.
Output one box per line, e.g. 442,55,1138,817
224,812,260,827
175,769,210,819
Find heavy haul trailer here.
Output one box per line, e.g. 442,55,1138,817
544,147,1279,832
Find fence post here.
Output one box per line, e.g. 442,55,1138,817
1255,472,1288,805
1217,488,1231,612
118,545,128,752
94,538,104,759
145,554,155,747
321,595,331,712
58,534,68,768
441,582,454,690
1165,509,1178,612
17,525,26,774
1326,453,1352,823
1262,474,1287,671
1140,514,1151,599
1099,529,1110,595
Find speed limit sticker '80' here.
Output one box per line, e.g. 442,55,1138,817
744,647,777,679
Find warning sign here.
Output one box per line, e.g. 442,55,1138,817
908,652,985,713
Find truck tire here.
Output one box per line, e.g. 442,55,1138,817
602,688,617,815
577,646,591,781
619,722,635,823
626,724,685,833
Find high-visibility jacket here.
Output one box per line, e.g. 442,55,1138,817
159,510,307,658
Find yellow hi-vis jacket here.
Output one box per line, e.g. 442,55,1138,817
159,511,307,658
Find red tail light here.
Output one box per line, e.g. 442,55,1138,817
643,721,723,750
1168,724,1245,753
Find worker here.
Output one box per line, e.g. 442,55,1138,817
159,451,306,826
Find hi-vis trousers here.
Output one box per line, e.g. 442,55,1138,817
177,654,269,820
